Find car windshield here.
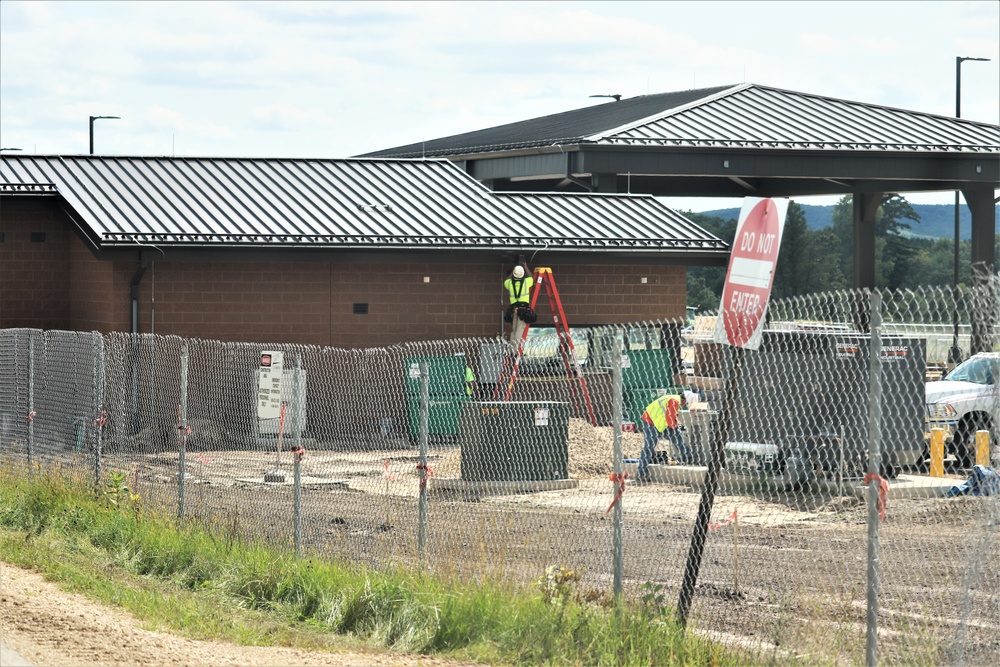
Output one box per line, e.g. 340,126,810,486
945,356,998,385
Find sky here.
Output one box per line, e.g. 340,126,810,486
1,0,998,212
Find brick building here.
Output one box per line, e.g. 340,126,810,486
1,156,728,348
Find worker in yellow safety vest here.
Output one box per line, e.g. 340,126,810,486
465,366,477,398
503,263,536,348
637,393,691,480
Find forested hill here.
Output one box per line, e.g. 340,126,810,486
696,203,999,240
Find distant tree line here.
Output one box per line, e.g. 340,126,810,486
685,195,1000,312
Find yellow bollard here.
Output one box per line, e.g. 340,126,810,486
976,430,990,468
929,427,945,478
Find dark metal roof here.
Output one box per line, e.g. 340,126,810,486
0,155,728,254
364,83,1000,158
359,86,733,158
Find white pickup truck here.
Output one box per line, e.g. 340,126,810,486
925,352,1000,468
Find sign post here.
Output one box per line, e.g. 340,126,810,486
679,197,788,629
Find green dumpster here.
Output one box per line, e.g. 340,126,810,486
622,348,674,390
407,395,467,437
404,354,468,396
405,353,470,439
622,349,680,423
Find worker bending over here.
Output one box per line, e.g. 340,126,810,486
637,393,691,481
503,263,536,348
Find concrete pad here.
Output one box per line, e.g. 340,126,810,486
846,473,966,500
624,461,755,490
430,477,578,496
623,461,967,499
235,476,349,487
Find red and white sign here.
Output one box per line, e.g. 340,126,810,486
257,350,284,419
714,198,789,350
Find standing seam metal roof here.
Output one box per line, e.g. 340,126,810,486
596,84,1000,151
0,155,728,253
359,86,735,158
363,83,1000,158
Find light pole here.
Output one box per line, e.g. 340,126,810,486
89,115,120,155
948,56,990,365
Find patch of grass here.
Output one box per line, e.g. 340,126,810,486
0,460,753,665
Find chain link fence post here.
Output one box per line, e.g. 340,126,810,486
92,332,105,491
418,360,429,567
293,352,302,557
611,329,624,601
27,335,34,471
866,291,883,667
178,342,189,520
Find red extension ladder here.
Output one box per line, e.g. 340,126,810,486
493,267,597,426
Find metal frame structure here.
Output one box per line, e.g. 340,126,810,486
366,83,999,297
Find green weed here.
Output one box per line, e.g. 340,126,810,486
0,461,757,666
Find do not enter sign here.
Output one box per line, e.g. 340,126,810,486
714,197,789,350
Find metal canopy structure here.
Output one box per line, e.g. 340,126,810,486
0,155,727,264
365,83,1000,288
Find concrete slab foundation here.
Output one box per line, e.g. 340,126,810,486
430,477,578,496
623,461,966,499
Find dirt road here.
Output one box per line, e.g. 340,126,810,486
0,562,476,667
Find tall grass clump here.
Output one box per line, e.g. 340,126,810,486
0,460,752,666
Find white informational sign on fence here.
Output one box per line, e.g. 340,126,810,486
257,350,283,419
714,197,789,350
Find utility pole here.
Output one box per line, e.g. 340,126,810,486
949,56,989,365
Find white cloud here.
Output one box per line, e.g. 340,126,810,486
250,105,335,132
146,107,186,128
0,0,52,30
0,0,996,170
798,33,844,55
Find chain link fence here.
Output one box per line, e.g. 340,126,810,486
2,277,999,665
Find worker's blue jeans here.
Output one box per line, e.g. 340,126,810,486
638,421,691,478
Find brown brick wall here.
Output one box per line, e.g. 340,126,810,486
133,260,334,344
532,263,686,326
69,233,122,333
3,201,687,346
327,261,685,348
0,198,71,330
329,262,500,347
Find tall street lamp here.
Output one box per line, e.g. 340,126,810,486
949,56,990,365
89,115,120,155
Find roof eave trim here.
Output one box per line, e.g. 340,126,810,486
0,182,59,195
97,232,729,252
591,138,1000,152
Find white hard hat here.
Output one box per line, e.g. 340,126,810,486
513,265,525,279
